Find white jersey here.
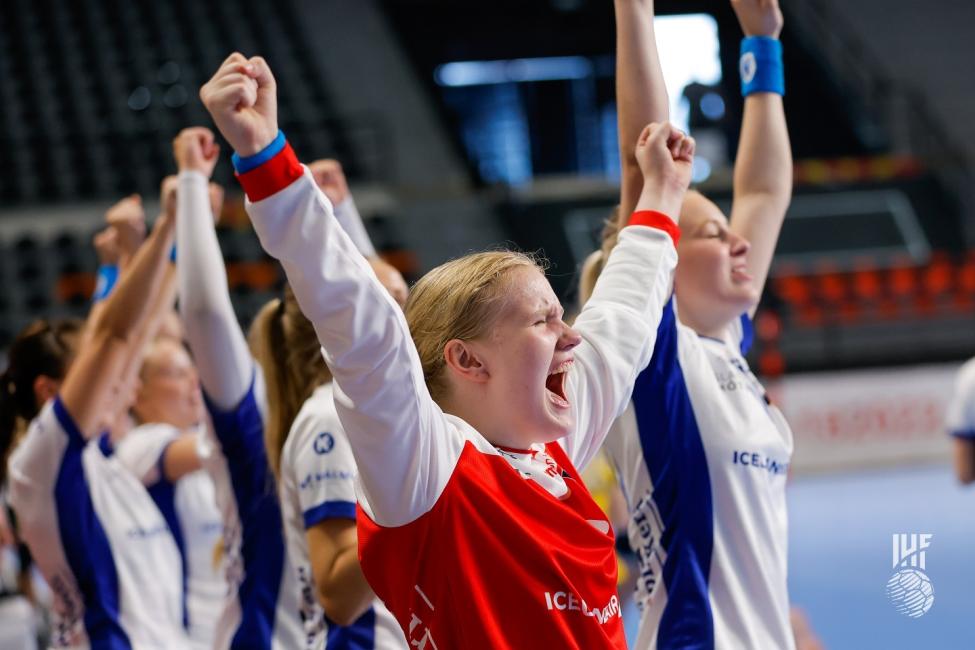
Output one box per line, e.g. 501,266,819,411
603,302,795,650
278,383,406,649
202,370,305,650
176,169,305,649
113,423,226,649
6,398,189,649
946,358,975,439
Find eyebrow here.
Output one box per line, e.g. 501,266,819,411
533,304,564,318
696,218,728,233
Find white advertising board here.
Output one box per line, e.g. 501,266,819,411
769,363,960,474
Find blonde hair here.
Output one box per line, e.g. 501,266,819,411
249,285,333,479
578,206,622,306
405,250,545,403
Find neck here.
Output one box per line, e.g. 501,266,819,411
439,390,527,449
675,296,741,340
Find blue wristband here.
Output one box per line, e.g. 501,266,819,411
92,264,119,302
740,36,784,97
231,130,286,174
169,244,177,263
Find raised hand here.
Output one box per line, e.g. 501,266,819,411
93,227,121,266
173,127,221,178
308,159,350,205
634,122,695,218
730,0,783,39
199,53,278,157
105,194,147,264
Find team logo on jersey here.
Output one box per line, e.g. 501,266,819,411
496,446,572,500
886,533,934,618
313,431,335,455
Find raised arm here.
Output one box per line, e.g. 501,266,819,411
615,0,670,221
564,123,693,469
60,212,176,437
173,127,255,410
728,0,792,313
200,53,459,526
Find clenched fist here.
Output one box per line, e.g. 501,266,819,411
309,159,351,206
173,127,220,178
199,53,278,157
105,194,147,264
634,122,695,218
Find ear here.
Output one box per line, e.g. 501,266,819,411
32,375,60,407
442,339,490,385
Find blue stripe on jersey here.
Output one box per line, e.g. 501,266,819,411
97,433,115,458
52,398,132,649
303,500,357,528
325,607,376,650
203,376,285,650
739,313,754,356
146,439,189,629
630,299,715,649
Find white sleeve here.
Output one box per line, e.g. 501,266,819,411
113,424,181,486
946,359,975,438
559,224,677,471
176,170,255,410
287,406,359,527
7,401,73,533
245,170,464,527
332,196,377,258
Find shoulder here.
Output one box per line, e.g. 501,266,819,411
282,384,351,469
289,384,343,446
953,358,975,396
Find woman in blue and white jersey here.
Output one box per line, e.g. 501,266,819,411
112,334,226,650
249,158,408,650
171,126,305,649
2,208,190,648
582,0,794,647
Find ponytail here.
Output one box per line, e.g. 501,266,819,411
249,285,332,480
1,368,22,484
0,318,82,483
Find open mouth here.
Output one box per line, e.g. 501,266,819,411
731,264,753,283
545,359,573,408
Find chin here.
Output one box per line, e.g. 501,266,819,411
541,413,574,443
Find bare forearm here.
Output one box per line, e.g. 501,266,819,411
616,0,669,219
94,215,176,342
734,94,792,206
317,544,375,625
953,438,975,485
61,216,175,436
113,267,178,415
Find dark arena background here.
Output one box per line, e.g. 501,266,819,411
1,0,974,647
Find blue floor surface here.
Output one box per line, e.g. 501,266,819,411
788,464,975,649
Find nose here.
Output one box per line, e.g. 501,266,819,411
729,231,750,257
558,322,583,351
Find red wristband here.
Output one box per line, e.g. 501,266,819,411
627,210,681,246
235,142,305,202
